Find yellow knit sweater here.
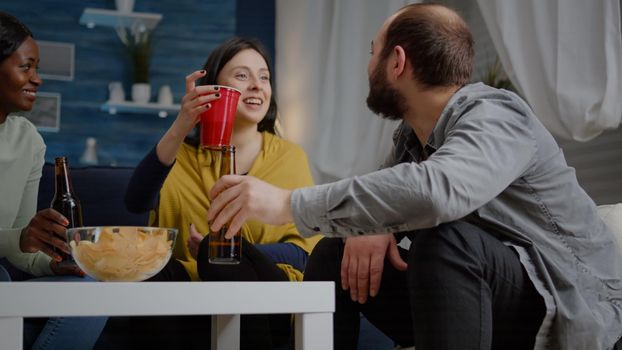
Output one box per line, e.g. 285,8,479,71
152,132,322,281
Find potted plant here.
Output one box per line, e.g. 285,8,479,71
480,57,516,92
116,24,151,104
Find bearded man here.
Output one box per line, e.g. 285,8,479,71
205,4,622,350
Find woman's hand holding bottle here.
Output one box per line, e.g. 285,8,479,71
19,208,69,261
20,208,84,276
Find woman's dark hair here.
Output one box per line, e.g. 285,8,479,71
186,37,278,146
0,11,33,63
380,4,474,88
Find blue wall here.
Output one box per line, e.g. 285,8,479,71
4,0,274,166
236,0,275,76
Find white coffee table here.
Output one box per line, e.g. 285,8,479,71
0,281,334,350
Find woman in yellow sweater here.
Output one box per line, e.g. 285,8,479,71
124,37,321,349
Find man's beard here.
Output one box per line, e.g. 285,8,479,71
366,61,408,121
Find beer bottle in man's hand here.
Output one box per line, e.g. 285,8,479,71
50,156,83,265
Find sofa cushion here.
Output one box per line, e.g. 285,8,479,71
37,163,149,227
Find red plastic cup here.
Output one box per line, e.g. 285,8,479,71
200,86,241,149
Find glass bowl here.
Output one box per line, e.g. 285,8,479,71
66,226,177,282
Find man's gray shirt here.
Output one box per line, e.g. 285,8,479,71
292,83,622,349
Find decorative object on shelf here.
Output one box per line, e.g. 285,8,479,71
157,85,173,105
116,22,152,103
108,81,125,103
131,83,150,104
115,0,135,13
80,137,99,165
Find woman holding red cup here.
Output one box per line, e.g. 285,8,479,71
124,37,321,349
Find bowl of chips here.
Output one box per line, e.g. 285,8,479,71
66,226,177,282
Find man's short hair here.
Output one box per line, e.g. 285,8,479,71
380,4,474,88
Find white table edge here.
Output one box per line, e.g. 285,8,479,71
0,281,334,350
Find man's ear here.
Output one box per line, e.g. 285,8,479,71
391,45,407,79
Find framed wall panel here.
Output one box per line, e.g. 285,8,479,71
23,92,61,132
37,40,75,81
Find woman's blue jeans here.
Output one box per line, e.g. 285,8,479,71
0,265,10,281
20,275,107,350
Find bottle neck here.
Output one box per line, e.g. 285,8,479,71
54,160,74,196
219,146,236,177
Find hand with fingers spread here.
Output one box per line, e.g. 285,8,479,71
341,234,407,304
156,70,223,166
187,223,204,259
207,175,294,239
19,208,71,262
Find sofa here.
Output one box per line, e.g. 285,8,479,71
36,163,149,227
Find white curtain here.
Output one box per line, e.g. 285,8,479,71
275,0,417,184
476,0,622,141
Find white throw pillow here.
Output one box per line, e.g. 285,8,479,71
597,203,622,254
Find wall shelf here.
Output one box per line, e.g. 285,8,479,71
79,8,162,31
101,101,180,118
80,8,172,118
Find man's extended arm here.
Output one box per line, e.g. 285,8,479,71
208,99,536,240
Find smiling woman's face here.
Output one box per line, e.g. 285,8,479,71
216,48,272,126
0,36,41,119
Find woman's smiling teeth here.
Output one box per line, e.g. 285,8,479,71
243,97,262,105
23,90,36,97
